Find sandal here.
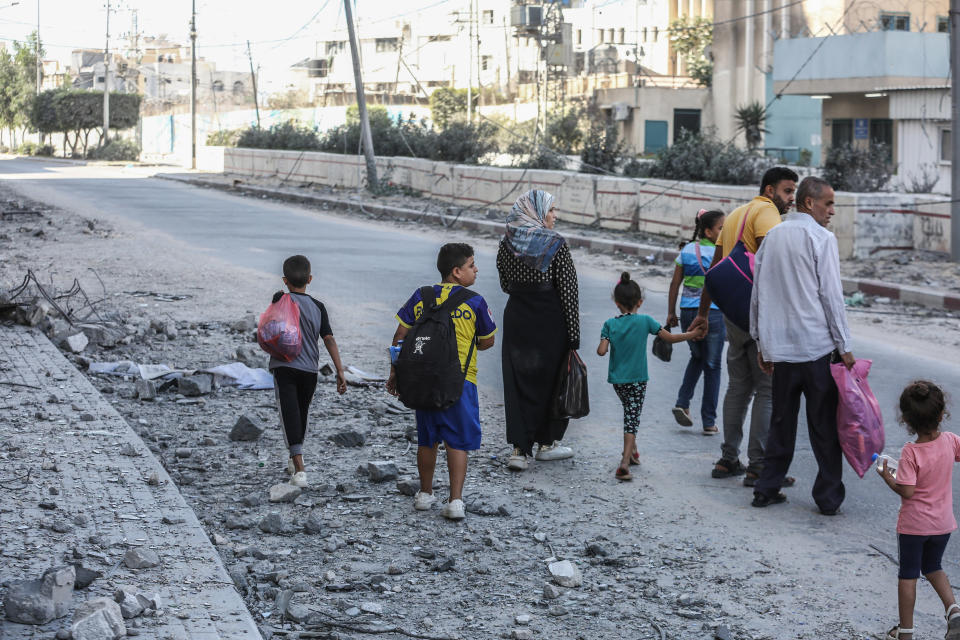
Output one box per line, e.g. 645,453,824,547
615,466,633,482
711,458,746,478
743,472,796,488
702,425,718,436
629,450,640,466
885,625,913,639
946,603,960,639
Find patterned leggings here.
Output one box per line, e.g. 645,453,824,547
613,381,647,434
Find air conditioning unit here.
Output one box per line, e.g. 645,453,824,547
510,5,543,28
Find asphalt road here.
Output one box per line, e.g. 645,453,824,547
3,158,960,573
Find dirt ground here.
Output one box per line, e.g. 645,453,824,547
2,175,960,640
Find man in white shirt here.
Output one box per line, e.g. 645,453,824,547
748,176,855,515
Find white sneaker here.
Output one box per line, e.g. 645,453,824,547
441,499,465,521
535,441,574,461
286,458,295,475
290,471,308,488
414,491,436,511
507,448,528,471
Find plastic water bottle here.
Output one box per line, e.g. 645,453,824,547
872,453,898,478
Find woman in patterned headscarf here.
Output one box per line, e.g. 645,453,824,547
497,189,581,471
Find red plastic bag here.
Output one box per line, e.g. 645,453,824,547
831,359,884,478
257,294,302,362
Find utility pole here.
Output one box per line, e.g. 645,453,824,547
467,0,473,123
246,40,260,128
190,0,197,169
343,0,378,191
103,0,110,146
35,0,39,95
951,0,960,260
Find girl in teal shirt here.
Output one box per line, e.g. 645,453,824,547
598,273,702,481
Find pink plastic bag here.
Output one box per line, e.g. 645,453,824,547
257,294,302,362
830,359,884,478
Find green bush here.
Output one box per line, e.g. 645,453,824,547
206,128,243,147
821,143,892,192
580,120,626,175
644,131,772,185
429,88,468,129
16,141,53,156
237,121,321,151
86,138,139,161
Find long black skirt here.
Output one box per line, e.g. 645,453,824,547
502,289,569,456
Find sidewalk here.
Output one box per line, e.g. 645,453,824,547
156,172,960,312
0,325,259,639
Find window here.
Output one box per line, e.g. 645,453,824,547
870,118,893,161
943,129,953,163
482,10,494,25
481,55,491,71
673,109,701,142
652,27,659,42
326,41,345,55
576,29,582,45
212,79,224,91
642,27,647,42
938,16,950,33
375,38,398,52
618,28,625,44
96,76,105,83
880,12,910,31
831,118,853,146
607,28,615,42
233,80,244,95
597,29,604,43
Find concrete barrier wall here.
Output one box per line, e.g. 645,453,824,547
216,147,951,259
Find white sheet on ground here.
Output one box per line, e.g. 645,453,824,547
202,362,274,390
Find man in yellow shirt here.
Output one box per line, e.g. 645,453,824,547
689,167,798,486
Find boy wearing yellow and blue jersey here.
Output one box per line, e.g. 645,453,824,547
386,243,497,521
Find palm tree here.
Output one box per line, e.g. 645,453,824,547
734,102,768,150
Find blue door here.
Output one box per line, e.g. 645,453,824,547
644,120,668,154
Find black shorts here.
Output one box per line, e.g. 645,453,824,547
898,533,951,579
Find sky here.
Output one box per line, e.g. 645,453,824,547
0,0,456,83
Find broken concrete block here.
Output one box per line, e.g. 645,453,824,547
396,477,420,496
548,560,582,588
71,598,125,640
269,483,301,503
63,333,89,354
77,323,123,347
229,414,265,441
113,586,144,619
366,461,399,482
258,512,289,535
72,564,102,590
17,300,52,327
178,374,212,397
135,379,156,401
3,565,76,624
123,547,159,570
235,343,266,369
303,510,323,535
330,430,366,447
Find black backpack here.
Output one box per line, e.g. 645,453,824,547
395,285,477,411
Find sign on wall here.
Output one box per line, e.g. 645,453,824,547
854,118,869,140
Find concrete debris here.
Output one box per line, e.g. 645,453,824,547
542,583,561,600
177,374,212,397
515,614,531,625
118,443,140,457
71,597,126,640
303,511,323,535
64,333,89,353
269,483,302,503
134,379,156,401
122,548,160,570
548,560,582,588
3,565,76,624
396,477,420,496
511,631,533,640
229,414,265,441
71,564,102,590
113,586,144,619
235,343,266,369
366,461,399,482
360,602,383,614
714,625,734,640
258,512,290,535
330,430,366,447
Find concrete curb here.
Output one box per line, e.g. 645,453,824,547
156,173,960,313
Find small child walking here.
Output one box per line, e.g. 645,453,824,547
597,272,702,481
269,255,347,488
667,208,726,435
879,381,960,640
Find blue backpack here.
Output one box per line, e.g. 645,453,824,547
704,210,757,333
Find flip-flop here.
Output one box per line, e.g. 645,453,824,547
629,451,640,466
743,472,796,488
615,467,633,482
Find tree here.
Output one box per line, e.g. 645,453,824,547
668,17,713,88
428,87,468,130
29,90,141,156
2,32,44,147
0,48,17,148
734,102,768,150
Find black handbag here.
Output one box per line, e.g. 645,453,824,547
652,327,673,362
552,350,590,420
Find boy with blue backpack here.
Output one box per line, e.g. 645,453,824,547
386,243,497,521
